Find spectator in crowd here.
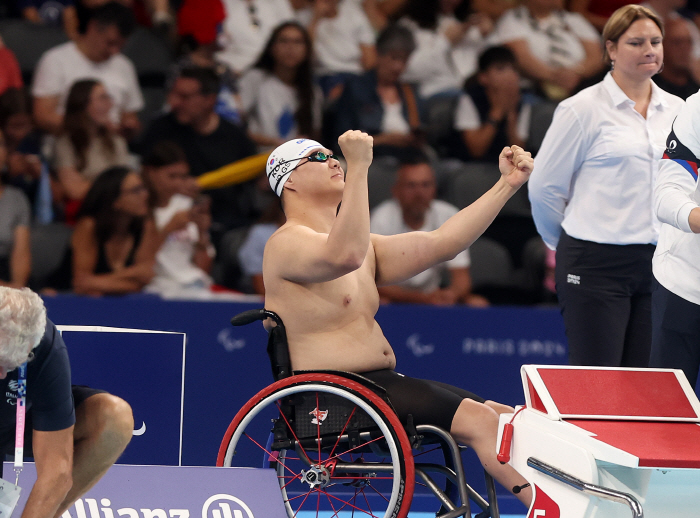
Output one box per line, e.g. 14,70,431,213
333,23,424,159
653,16,700,99
651,90,700,392
53,80,131,222
442,0,498,84
570,0,631,32
139,66,259,233
32,1,143,138
529,5,684,367
239,21,322,148
172,0,245,126
494,0,603,101
238,199,285,295
306,0,377,98
642,0,700,83
216,0,296,75
370,156,488,307
0,287,134,518
0,34,23,97
142,141,214,295
0,88,52,221
452,46,532,162
0,130,31,288
398,0,479,100
19,0,79,39
71,166,158,295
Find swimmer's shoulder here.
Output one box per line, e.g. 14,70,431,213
267,221,321,245
264,222,326,265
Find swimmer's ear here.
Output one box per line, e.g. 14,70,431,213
285,173,297,192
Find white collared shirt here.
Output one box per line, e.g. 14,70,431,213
529,73,683,249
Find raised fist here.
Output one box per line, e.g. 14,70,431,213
338,130,373,169
498,145,533,189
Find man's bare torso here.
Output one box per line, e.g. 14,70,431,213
263,227,396,373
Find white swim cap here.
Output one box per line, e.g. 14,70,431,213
266,139,324,196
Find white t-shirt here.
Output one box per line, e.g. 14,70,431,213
439,14,496,83
32,41,144,123
494,6,600,70
399,17,462,98
381,100,411,134
314,1,375,75
370,199,470,292
239,69,322,141
147,194,212,293
216,0,296,74
454,93,532,142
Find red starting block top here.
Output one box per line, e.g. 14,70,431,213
569,420,700,469
522,366,700,421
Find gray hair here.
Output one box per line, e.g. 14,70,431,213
376,23,416,56
0,287,47,369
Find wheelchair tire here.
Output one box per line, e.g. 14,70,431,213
217,373,415,518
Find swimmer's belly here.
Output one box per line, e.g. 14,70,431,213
290,330,396,373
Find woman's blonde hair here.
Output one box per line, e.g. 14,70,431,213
602,4,664,65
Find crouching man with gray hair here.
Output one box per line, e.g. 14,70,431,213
0,287,133,518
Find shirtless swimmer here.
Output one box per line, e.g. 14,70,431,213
262,130,534,507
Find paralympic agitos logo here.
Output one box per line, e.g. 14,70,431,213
60,494,256,518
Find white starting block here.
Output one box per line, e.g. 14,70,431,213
498,365,700,518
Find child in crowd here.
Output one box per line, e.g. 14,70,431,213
142,141,214,296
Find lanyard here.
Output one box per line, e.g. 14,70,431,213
14,363,27,485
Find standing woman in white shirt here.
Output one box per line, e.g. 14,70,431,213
528,5,684,367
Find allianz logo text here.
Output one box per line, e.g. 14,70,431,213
61,495,255,518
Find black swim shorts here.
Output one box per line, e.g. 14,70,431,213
359,369,485,432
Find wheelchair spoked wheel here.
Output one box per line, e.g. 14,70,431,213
217,373,415,518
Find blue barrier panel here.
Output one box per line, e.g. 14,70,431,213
42,295,568,514
59,328,185,466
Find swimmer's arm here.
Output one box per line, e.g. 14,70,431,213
266,223,368,283
374,146,532,286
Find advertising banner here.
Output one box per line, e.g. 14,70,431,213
5,463,287,518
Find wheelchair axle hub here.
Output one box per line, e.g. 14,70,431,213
300,465,331,489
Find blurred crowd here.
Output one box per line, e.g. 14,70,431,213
0,0,698,305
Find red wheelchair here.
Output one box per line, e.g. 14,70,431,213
217,308,502,518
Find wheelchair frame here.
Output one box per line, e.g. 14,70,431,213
216,308,502,518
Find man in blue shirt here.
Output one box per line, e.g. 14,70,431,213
0,287,133,518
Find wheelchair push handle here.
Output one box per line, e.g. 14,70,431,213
230,309,284,327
